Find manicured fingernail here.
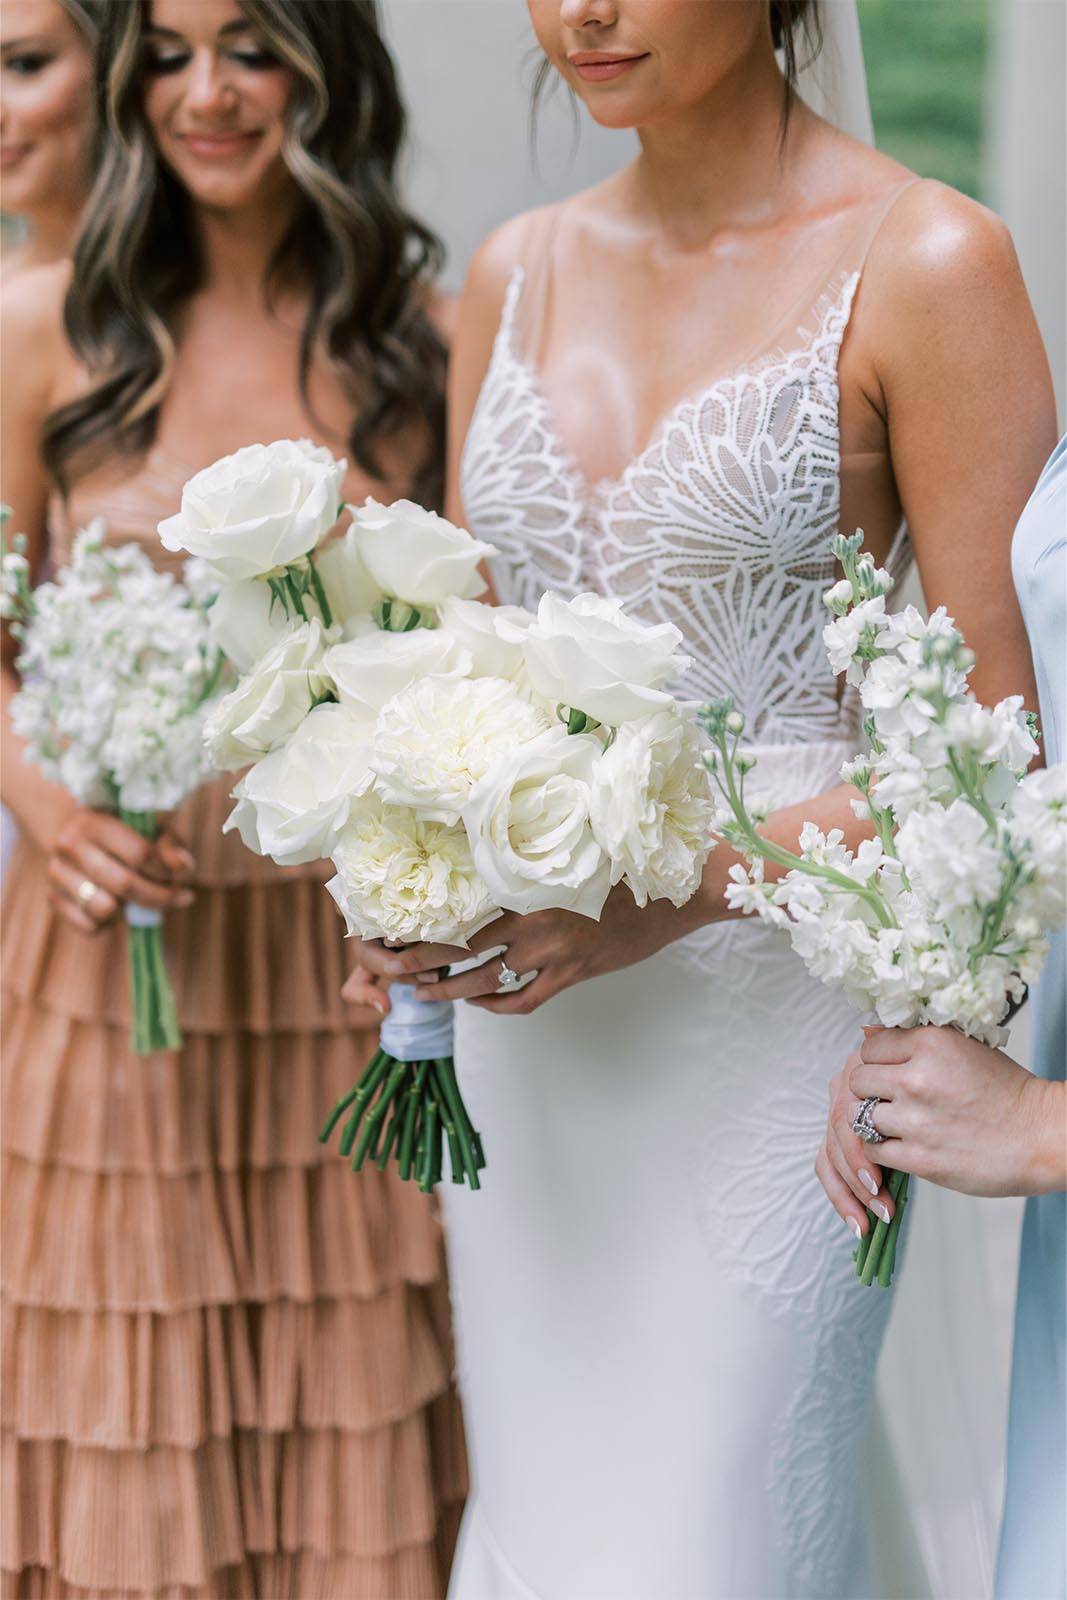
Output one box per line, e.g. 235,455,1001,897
873,1201,891,1225
418,971,439,983
177,891,194,907
414,989,435,1002
371,995,388,1014
848,1217,863,1239
859,1168,879,1196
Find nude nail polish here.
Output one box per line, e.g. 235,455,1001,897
858,1168,879,1196
873,1201,891,1225
848,1217,862,1239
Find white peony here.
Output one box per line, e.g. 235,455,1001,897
464,727,611,919
370,674,551,822
159,439,346,580
327,799,497,946
437,595,535,680
325,625,471,716
204,618,336,771
506,591,692,727
224,701,374,866
349,498,496,606
589,709,713,906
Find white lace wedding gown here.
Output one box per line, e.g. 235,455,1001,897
445,185,916,1600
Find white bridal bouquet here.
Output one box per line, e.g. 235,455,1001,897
161,440,714,1191
1,514,225,1053
699,532,1067,1286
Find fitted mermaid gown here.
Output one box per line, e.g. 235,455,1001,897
1,458,467,1599
443,184,922,1599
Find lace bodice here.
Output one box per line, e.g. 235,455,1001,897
461,262,910,753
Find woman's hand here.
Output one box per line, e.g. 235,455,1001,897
345,883,710,1017
47,809,195,935
817,1028,1066,1234
815,1051,899,1240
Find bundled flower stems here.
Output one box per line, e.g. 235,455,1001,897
699,531,1066,1286
160,439,715,1189
1,513,226,1053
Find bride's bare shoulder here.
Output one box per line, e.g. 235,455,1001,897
865,175,1024,321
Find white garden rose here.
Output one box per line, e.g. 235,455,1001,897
315,526,383,629
505,592,692,727
436,595,535,680
370,674,551,822
349,497,496,606
589,709,713,907
464,726,611,919
204,618,336,771
224,701,374,866
159,439,346,580
324,626,471,716
327,799,497,946
206,578,290,671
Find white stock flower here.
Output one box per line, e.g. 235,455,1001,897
224,701,374,866
437,595,535,680
895,800,1006,918
464,727,611,919
507,591,691,727
206,578,290,671
589,709,712,907
204,619,335,771
370,674,551,822
325,625,471,715
349,498,496,606
328,799,497,946
822,594,890,683
1009,764,1067,924
159,439,346,580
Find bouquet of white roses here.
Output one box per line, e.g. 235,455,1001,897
699,531,1066,1286
161,440,714,1192
1,514,225,1053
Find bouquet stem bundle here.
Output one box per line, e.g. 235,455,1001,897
119,808,182,1055
319,987,484,1191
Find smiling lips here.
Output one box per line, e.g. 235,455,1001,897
175,129,261,158
1,142,33,170
569,51,649,83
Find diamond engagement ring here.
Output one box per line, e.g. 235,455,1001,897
76,879,101,908
496,960,522,993
851,1096,887,1145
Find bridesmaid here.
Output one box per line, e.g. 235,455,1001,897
1,3,465,1597
818,436,1066,1600
0,0,99,280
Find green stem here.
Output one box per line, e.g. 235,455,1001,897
418,1099,439,1193
432,1058,481,1190
398,1063,428,1182
351,1061,406,1170
877,1172,911,1288
306,554,333,628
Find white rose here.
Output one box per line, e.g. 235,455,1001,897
159,439,346,580
437,596,535,680
325,626,472,716
315,526,383,629
349,497,497,606
225,701,374,865
589,709,713,907
464,727,611,919
506,591,692,727
370,674,551,822
204,619,336,770
328,799,498,946
206,578,291,671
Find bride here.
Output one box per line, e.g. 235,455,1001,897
348,2,1056,1594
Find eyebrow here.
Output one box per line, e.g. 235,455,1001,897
1,36,52,52
144,20,256,42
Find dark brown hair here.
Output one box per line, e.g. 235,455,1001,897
43,0,447,508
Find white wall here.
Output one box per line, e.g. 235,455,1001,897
379,0,633,290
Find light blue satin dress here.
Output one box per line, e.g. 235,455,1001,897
998,435,1067,1600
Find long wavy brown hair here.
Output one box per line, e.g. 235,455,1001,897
43,0,447,508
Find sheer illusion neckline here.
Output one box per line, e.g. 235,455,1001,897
493,265,860,500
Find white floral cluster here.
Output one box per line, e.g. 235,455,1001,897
162,441,714,948
704,531,1066,1045
2,517,224,812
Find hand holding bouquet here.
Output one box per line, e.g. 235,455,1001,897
699,532,1066,1286
1,515,225,1052
161,441,715,1191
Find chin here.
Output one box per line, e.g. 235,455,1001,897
574,89,661,131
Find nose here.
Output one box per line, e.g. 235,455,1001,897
183,48,237,118
560,0,618,27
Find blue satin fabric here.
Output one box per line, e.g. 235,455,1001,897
998,436,1066,1600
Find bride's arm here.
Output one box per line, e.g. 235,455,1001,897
352,187,1058,1015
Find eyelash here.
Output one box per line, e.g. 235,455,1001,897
4,53,54,77
143,47,278,76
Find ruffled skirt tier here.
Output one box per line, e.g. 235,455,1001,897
1,782,466,1598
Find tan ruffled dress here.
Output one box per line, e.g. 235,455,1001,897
1,458,467,1599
